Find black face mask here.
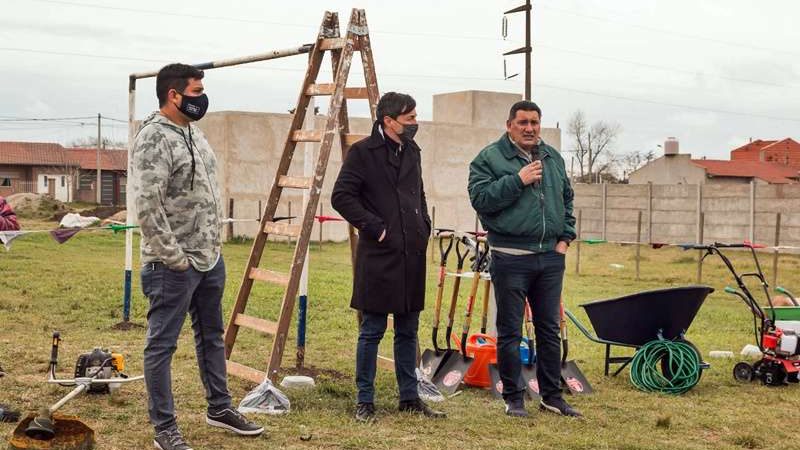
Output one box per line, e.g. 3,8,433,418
399,123,418,141
178,93,209,121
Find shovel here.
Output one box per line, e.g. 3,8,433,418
444,238,469,351
480,277,492,335
489,301,539,400
560,300,593,395
420,233,455,380
521,301,542,400
432,240,486,395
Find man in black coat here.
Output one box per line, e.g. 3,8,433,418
332,92,445,422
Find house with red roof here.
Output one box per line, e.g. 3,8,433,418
0,141,127,205
629,138,800,185
730,138,800,170
64,147,127,205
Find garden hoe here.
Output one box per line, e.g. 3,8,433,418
420,232,455,381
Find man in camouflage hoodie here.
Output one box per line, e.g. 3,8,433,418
130,63,262,450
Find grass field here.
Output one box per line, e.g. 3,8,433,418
2,217,800,449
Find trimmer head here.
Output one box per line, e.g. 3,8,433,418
25,409,55,440
9,413,94,450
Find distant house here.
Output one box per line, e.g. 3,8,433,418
629,138,800,185
0,141,78,202
730,138,800,170
65,148,128,205
0,141,127,205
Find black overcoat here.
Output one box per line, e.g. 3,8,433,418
331,121,431,314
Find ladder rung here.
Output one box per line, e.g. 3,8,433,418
263,221,301,238
226,360,266,384
319,38,346,50
377,355,395,371
344,133,369,147
249,268,290,286
292,129,323,142
234,313,278,335
305,84,369,99
278,175,313,189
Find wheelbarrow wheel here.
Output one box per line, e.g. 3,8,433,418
733,362,754,383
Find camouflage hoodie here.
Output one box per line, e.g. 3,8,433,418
130,112,222,271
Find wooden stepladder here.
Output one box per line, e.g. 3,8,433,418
223,9,379,383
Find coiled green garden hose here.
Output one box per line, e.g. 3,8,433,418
629,339,701,394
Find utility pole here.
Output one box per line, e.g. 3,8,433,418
503,0,532,99
96,113,102,204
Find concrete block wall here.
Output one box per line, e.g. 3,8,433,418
569,182,800,250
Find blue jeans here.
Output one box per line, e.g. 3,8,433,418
141,257,232,432
489,251,565,401
355,311,420,404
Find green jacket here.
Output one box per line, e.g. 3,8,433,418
468,133,576,252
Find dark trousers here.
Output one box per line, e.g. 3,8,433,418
355,310,420,404
141,256,232,432
489,251,565,402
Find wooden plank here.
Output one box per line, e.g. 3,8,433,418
278,176,312,189
292,129,323,142
306,84,369,99
344,133,369,147
319,37,346,50
234,314,278,335
249,267,290,286
226,360,266,384
263,221,301,238
377,355,395,371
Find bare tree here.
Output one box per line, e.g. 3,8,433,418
620,149,656,181
69,136,127,149
567,110,621,183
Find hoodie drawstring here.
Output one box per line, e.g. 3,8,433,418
179,126,196,190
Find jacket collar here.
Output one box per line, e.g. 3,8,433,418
498,133,552,160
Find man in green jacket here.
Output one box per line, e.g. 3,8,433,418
468,100,580,418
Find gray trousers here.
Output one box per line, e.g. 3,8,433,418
141,256,232,432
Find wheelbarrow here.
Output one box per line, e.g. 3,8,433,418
564,285,714,377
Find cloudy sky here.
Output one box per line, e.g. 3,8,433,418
1,0,798,162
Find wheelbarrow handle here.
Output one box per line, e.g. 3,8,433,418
563,308,639,349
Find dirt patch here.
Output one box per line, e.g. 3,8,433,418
279,365,349,382
6,193,68,220
110,321,145,331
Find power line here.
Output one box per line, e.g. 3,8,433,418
2,50,798,123
27,0,512,43
0,116,96,122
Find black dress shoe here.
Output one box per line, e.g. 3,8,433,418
398,398,446,418
355,402,376,423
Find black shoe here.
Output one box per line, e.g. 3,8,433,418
540,397,582,417
206,408,265,436
504,398,529,417
153,428,193,450
355,402,376,423
398,398,446,418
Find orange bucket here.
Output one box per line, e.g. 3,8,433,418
457,333,497,388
